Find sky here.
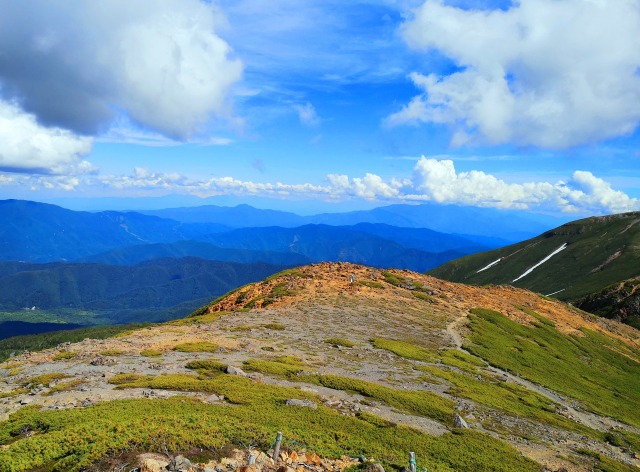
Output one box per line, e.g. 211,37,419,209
0,0,639,216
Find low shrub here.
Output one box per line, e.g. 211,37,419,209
173,342,218,353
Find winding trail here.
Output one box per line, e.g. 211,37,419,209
445,312,638,434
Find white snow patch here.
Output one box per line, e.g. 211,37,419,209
477,258,502,273
545,289,565,297
512,243,568,283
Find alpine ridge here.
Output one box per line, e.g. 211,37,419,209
429,212,640,328
0,263,638,472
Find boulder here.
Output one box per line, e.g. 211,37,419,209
285,399,317,409
306,453,322,466
171,455,193,471
140,459,167,472
453,413,469,429
226,366,247,376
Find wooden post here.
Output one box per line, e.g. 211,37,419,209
272,431,283,461
409,452,417,472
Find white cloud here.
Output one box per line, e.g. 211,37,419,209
0,175,15,186
0,0,242,139
294,102,320,127
0,100,93,174
410,157,640,213
352,173,402,199
391,0,640,148
562,171,639,214
12,158,639,216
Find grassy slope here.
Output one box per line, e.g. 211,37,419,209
1,263,639,471
0,375,539,472
465,308,640,428
429,213,640,301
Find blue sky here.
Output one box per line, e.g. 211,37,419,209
0,0,639,216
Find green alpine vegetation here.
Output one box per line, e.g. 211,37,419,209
429,212,640,326
0,377,539,472
465,308,640,428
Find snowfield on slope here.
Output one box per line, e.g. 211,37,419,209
477,258,502,273
512,243,568,283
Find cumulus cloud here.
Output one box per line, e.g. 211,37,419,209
0,100,92,174
409,157,640,213
0,0,242,139
390,0,640,148
12,158,639,216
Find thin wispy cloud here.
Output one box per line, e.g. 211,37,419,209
294,102,320,127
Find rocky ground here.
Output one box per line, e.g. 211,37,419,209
1,263,639,471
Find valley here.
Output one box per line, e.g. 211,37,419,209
0,199,540,336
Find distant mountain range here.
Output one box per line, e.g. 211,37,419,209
0,198,570,334
140,202,563,242
0,199,516,270
429,212,640,328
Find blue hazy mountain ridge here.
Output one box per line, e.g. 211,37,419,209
80,225,482,272
141,203,307,227
194,224,482,272
82,241,314,266
140,202,566,241
0,200,229,263
0,200,502,271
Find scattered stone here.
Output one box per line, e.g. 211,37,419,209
206,394,224,403
363,464,385,472
306,453,322,466
285,399,318,409
139,457,168,472
453,413,469,429
90,356,117,366
226,366,247,376
170,455,193,471
237,466,259,472
19,398,33,405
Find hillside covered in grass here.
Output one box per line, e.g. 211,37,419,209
429,212,640,327
0,263,639,472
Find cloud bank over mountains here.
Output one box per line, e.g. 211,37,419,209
3,157,637,215
0,0,638,216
